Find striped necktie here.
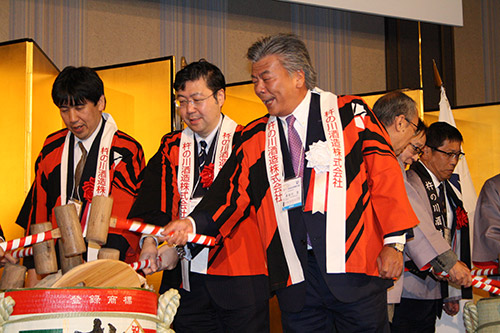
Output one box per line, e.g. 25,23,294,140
199,140,207,172
286,115,304,177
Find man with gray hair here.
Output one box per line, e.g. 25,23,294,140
163,33,419,332
372,91,420,155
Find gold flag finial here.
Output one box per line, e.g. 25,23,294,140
432,59,443,88
180,57,188,69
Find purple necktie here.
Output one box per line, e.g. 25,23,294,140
286,115,304,178
287,115,311,247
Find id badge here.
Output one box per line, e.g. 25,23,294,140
68,198,82,217
282,177,303,210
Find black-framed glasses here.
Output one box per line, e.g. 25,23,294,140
428,146,465,160
405,118,419,135
175,91,217,109
408,143,424,158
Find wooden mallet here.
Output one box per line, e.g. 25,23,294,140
30,222,58,275
53,203,87,257
86,195,216,248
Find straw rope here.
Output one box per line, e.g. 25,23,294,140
157,288,181,333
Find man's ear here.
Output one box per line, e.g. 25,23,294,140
97,95,106,111
394,114,406,132
293,70,306,89
420,145,432,160
216,89,225,107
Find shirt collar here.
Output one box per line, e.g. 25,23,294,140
195,114,223,152
420,160,443,190
279,90,311,128
278,90,311,143
75,117,103,152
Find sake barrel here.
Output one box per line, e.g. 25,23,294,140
1,287,159,332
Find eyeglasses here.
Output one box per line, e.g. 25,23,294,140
428,146,465,160
408,143,424,158
405,118,419,135
175,91,217,109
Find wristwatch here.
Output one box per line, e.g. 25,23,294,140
386,243,405,252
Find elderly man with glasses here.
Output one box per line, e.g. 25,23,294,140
392,121,473,333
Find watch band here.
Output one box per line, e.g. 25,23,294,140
387,243,404,252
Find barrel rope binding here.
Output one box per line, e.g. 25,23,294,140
157,288,181,332
463,301,478,333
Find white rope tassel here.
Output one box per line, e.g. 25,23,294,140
157,288,181,333
0,295,15,332
463,301,478,333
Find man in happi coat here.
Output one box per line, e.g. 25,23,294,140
392,121,472,332
372,91,424,316
163,34,419,332
128,60,269,332
16,66,145,285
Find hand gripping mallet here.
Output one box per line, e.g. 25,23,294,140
86,196,216,247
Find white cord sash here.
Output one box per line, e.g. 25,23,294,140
178,115,238,291
265,90,346,278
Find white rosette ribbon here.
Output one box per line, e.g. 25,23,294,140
305,141,330,214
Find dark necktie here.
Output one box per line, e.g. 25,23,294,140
74,142,87,189
286,115,304,177
438,182,449,298
438,183,447,216
199,140,207,172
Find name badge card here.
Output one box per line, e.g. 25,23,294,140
283,178,303,210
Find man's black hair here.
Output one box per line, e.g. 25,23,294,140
52,66,104,107
173,59,225,95
426,121,463,148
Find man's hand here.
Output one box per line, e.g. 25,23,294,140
0,253,17,266
157,245,180,271
447,261,472,287
0,247,17,267
377,245,403,279
443,300,460,316
139,237,159,275
160,218,193,246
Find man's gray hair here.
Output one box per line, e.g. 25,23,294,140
372,91,418,127
247,33,317,90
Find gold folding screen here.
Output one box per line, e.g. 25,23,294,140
224,82,268,125
0,40,60,240
95,58,174,159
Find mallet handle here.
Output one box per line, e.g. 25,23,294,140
0,228,61,252
110,217,215,246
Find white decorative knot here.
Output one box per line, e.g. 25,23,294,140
463,301,478,333
157,288,181,333
305,141,330,173
0,295,15,332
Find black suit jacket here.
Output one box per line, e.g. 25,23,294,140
274,93,391,312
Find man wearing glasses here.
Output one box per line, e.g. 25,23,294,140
392,121,473,332
372,91,421,156
128,60,269,332
372,91,426,317
398,124,426,169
